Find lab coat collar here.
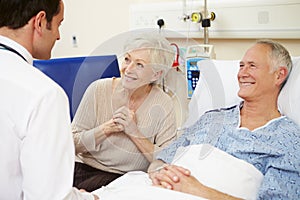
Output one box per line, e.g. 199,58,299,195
0,35,33,65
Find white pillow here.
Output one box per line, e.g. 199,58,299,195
184,59,241,128
172,144,263,200
184,57,300,128
278,56,300,126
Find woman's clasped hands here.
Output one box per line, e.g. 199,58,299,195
113,106,139,136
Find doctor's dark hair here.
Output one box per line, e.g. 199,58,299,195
0,0,61,29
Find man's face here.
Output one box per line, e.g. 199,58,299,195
33,1,64,59
237,44,279,102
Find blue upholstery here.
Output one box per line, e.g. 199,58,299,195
33,55,120,120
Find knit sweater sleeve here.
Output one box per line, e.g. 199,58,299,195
71,79,111,154
137,86,177,158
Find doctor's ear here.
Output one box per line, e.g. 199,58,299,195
34,11,47,35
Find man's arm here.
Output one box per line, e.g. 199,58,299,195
148,159,166,173
148,159,167,186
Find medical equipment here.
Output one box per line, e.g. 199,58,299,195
185,44,215,98
180,0,216,44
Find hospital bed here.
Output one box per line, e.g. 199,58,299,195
33,55,299,199
91,56,300,200
33,55,120,120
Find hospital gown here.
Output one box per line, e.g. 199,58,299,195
157,103,300,199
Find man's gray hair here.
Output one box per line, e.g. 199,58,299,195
256,39,292,88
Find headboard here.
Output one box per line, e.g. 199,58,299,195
184,57,300,128
33,55,120,120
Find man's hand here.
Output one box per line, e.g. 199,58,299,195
79,189,99,200
149,164,191,190
149,165,242,200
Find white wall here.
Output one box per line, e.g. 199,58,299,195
52,0,300,59
53,0,300,59
52,0,129,57
52,0,300,127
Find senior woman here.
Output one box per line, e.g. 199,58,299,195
72,33,177,191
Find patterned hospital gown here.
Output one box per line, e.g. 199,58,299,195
157,103,300,199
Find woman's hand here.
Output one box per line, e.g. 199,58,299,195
113,106,155,162
99,119,123,136
113,106,138,136
94,119,123,145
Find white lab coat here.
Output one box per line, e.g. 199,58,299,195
0,36,94,200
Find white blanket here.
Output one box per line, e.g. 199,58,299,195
172,144,263,199
93,144,263,200
93,171,205,200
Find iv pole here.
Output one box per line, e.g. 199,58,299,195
203,0,209,44
186,0,215,45
201,0,216,53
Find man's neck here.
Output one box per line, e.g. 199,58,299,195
0,26,32,55
240,99,281,130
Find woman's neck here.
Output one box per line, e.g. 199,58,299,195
128,84,152,100
127,84,153,111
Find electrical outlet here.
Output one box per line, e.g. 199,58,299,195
72,35,78,48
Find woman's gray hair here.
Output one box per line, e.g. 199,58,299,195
256,39,292,88
123,32,175,79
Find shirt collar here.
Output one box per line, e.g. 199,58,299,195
0,35,33,65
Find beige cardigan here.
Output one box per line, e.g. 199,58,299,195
72,78,177,174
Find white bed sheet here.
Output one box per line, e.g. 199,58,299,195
93,145,263,200
92,171,206,200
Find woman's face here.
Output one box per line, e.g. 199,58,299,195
120,49,160,90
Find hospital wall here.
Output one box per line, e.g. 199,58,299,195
53,0,300,60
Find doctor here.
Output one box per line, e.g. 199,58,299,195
0,0,98,199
